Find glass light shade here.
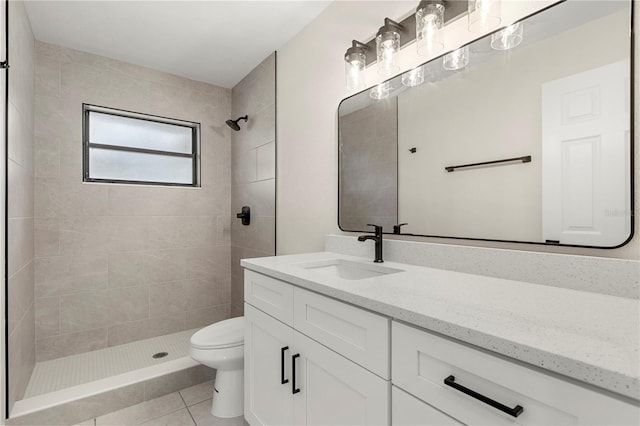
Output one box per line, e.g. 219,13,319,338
443,46,469,70
402,66,425,87
491,22,523,50
345,51,366,91
416,3,444,56
468,0,501,33
370,82,391,100
376,30,400,76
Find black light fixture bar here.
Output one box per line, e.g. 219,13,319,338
445,155,532,173
362,0,468,67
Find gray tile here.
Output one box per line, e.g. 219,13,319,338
96,392,185,426
179,381,214,407
186,305,230,330
8,383,144,425
143,249,187,284
35,217,59,257
108,251,146,288
107,319,149,347
149,281,188,318
255,142,275,181
35,296,60,338
59,292,109,333
8,261,34,336
35,253,108,298
8,217,34,277
187,400,246,426
141,408,194,426
36,327,108,361
146,313,187,339
144,366,213,401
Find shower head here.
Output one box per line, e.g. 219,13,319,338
226,115,248,131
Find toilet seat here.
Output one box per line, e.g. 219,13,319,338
190,317,244,350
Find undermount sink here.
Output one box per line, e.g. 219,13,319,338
296,259,403,281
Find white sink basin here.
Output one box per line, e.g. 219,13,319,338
296,259,403,280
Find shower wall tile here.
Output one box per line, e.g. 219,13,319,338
33,42,232,361
2,1,35,412
36,327,108,362
256,141,276,181
35,296,59,339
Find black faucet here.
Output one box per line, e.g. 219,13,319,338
358,224,384,263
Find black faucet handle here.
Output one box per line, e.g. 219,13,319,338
366,224,383,235
393,223,408,234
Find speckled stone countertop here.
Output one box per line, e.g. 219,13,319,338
241,252,640,401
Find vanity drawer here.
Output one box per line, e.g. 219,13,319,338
293,287,390,379
392,386,462,425
392,321,639,425
244,270,294,326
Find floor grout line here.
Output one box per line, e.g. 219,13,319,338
180,391,199,426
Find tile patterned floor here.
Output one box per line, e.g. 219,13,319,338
74,381,247,426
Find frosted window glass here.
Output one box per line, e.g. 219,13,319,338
89,112,193,154
89,148,193,184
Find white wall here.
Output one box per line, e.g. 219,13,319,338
277,0,640,260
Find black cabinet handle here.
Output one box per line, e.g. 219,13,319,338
444,375,523,418
280,346,289,384
292,354,301,394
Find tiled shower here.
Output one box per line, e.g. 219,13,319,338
5,0,276,418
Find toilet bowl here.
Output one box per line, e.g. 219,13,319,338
190,316,244,418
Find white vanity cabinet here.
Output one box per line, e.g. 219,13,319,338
244,270,390,426
392,321,640,426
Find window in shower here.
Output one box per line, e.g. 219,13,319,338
82,104,201,187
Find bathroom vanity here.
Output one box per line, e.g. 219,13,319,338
242,252,639,425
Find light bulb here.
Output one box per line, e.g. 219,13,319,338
416,1,444,57
468,0,501,33
344,42,367,91
370,82,391,100
491,22,523,50
402,66,425,87
443,46,469,71
376,19,402,76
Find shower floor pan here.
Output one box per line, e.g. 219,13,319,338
11,328,203,419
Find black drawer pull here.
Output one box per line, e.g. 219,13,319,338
281,346,289,384
444,375,523,418
292,354,301,394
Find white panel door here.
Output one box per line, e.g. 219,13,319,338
542,60,630,246
244,303,294,426
292,330,390,426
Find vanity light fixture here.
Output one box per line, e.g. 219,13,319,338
376,18,404,76
344,40,369,91
443,46,469,70
370,82,391,100
416,0,445,57
491,22,523,50
402,66,425,87
468,0,501,33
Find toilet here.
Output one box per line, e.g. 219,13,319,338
189,316,244,418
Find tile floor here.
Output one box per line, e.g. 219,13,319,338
74,381,246,426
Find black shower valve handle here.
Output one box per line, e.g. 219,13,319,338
236,206,250,226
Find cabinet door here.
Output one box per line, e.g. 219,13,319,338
292,330,390,426
244,303,294,426
392,386,462,426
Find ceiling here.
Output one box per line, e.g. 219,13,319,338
24,1,331,88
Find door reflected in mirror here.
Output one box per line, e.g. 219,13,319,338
338,0,633,248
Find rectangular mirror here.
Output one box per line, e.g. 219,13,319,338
338,0,633,248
